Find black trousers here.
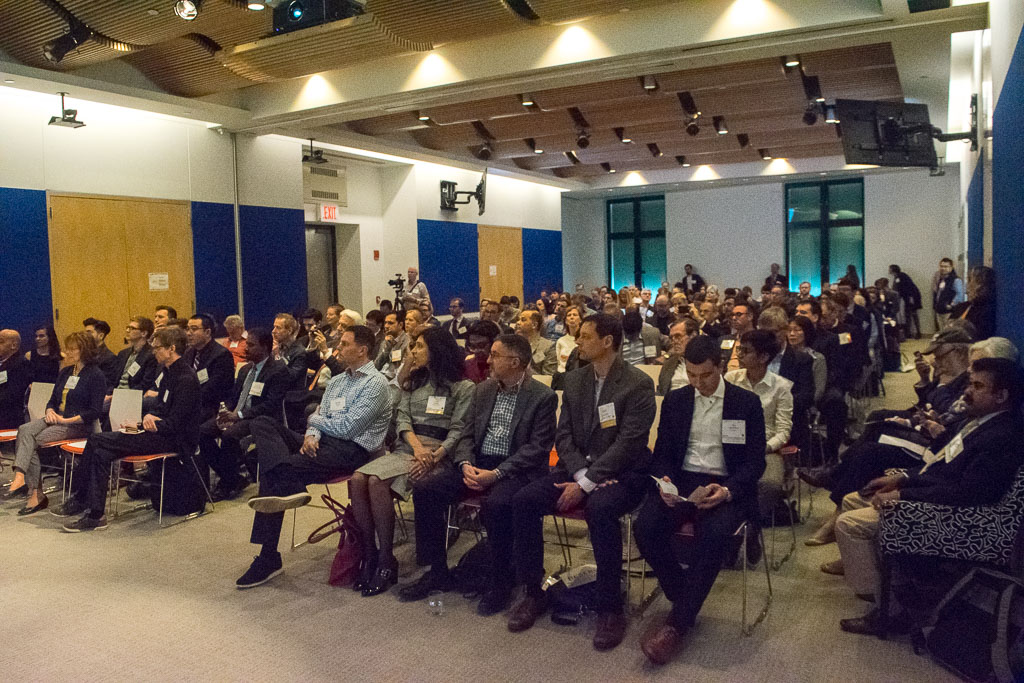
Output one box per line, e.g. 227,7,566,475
633,472,743,629
512,470,648,613
817,387,848,464
74,430,178,514
198,416,253,489
410,464,532,588
829,440,922,506
248,416,369,551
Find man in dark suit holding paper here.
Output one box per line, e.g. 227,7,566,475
634,335,766,665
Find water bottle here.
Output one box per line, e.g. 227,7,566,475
427,593,445,616
218,401,229,417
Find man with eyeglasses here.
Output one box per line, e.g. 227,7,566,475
183,314,235,422
719,302,758,372
56,326,202,531
442,297,471,340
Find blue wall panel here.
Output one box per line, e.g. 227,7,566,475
191,201,238,324
522,228,563,304
966,163,984,271
0,188,52,338
992,26,1024,350
239,205,307,327
417,219,480,313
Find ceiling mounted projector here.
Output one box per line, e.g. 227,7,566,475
48,92,85,128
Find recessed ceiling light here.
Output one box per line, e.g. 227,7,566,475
147,8,160,16
520,94,535,107
641,75,658,91
760,149,772,160
417,111,430,121
784,56,800,68
614,127,632,144
174,0,199,20
247,1,266,10
713,116,728,135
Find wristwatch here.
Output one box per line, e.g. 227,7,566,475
721,486,732,502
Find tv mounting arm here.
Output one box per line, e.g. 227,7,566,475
439,180,479,211
896,93,980,152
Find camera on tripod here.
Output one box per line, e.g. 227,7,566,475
388,274,406,310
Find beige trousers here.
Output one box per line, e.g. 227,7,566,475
835,491,881,598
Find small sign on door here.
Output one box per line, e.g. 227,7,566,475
148,273,169,291
489,265,497,276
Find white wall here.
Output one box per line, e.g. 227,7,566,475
991,0,1024,110
236,134,303,209
561,196,606,292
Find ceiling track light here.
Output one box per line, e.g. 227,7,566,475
713,116,728,135
647,143,662,157
759,149,772,160
686,120,700,136
802,103,818,126
416,111,430,122
782,55,801,70
640,75,658,92
174,0,201,20
737,133,750,148
825,105,840,124
520,93,535,107
564,150,581,165
247,1,267,10
575,129,590,149
42,20,94,63
600,162,616,174
614,127,632,144
527,137,543,154
475,141,493,161
675,155,690,167
802,74,825,103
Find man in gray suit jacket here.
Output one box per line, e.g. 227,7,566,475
396,334,558,611
657,318,699,396
507,314,656,652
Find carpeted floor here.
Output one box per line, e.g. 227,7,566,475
0,341,955,682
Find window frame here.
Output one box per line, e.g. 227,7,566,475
606,195,666,290
784,178,865,292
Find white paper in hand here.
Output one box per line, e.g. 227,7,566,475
687,485,711,505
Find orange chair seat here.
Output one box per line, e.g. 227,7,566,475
60,440,88,455
123,453,177,464
0,429,17,442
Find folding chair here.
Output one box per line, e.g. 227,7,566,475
638,520,773,636
110,449,215,528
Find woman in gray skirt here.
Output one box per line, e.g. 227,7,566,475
350,326,473,597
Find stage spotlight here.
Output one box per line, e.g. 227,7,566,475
686,121,700,136
475,141,493,160
564,150,581,164
737,133,750,148
42,21,93,63
802,105,818,126
527,138,543,154
713,116,728,135
600,162,615,173
759,149,772,160
614,127,632,144
647,143,662,157
675,155,690,167
641,75,658,92
576,130,590,149
174,0,200,21
825,105,840,124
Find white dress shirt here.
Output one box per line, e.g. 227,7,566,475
725,368,793,453
682,377,728,476
670,362,690,391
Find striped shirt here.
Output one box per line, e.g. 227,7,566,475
480,376,524,459
306,360,391,451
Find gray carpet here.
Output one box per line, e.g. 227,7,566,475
1,346,954,681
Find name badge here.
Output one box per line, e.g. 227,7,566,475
644,345,657,358
155,373,163,388
249,381,265,397
66,375,80,389
229,341,240,348
838,332,852,345
721,339,736,350
197,368,209,384
127,361,141,377
722,419,746,444
390,349,402,363
163,390,170,404
426,396,447,415
330,396,346,412
938,281,946,290
946,434,964,462
597,402,616,429
0,370,6,384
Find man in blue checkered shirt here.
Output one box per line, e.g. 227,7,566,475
236,325,391,589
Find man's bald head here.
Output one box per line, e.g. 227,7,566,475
0,329,21,359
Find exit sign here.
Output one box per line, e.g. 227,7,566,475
320,202,341,222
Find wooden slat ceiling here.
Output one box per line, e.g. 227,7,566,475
338,43,903,180
0,0,680,98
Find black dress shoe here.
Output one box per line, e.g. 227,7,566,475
397,570,456,602
361,563,398,597
18,495,49,516
477,586,513,616
839,608,911,636
3,484,27,500
353,556,378,592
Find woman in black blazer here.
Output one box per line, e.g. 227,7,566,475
4,331,105,515
949,265,996,340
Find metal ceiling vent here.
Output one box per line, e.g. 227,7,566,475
303,162,347,207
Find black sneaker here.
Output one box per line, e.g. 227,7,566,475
477,586,513,616
125,482,151,500
247,492,311,514
397,570,456,602
50,497,86,518
62,514,108,532
236,554,283,589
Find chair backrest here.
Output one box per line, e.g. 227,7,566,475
109,388,143,430
534,374,553,387
27,382,54,421
648,394,664,450
638,364,661,385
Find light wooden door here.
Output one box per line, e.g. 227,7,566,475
47,194,194,347
48,195,132,342
124,200,195,319
478,225,522,305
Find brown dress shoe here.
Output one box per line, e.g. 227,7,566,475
640,620,685,665
820,559,845,575
507,589,546,633
593,611,628,651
